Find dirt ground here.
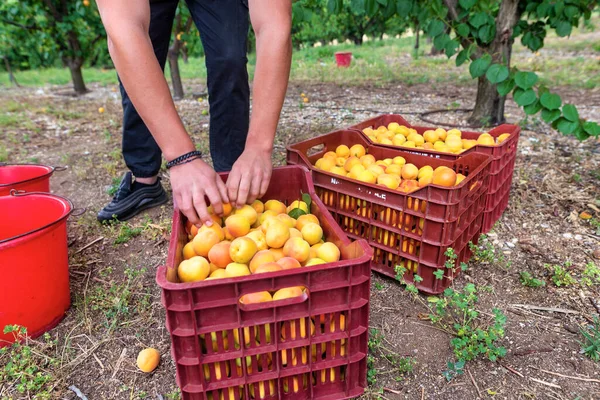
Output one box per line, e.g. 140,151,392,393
0,74,599,400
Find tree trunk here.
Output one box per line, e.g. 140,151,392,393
4,57,19,87
468,0,520,126
168,49,184,100
68,60,87,94
414,22,420,51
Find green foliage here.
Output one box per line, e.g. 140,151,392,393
442,360,465,382
368,327,416,383
579,316,600,362
519,271,546,288
581,262,600,287
0,326,58,398
427,284,507,363
544,262,577,287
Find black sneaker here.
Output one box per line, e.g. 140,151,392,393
97,172,168,223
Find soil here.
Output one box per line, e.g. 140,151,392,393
0,76,599,400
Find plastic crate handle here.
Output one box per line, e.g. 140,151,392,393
238,288,309,312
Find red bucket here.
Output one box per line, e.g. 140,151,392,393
0,191,73,347
0,164,61,196
335,52,352,67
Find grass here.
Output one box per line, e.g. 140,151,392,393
580,316,600,362
2,22,598,91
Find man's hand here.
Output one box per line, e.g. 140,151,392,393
170,159,229,227
227,145,272,208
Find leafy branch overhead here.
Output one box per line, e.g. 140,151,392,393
325,0,600,140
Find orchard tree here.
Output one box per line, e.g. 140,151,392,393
0,0,106,94
326,0,600,139
168,4,194,100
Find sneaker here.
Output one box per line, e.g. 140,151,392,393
97,172,168,223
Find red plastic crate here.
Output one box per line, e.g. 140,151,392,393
348,114,520,232
156,165,373,400
286,130,491,294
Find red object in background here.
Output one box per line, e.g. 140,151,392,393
348,114,520,233
287,129,491,294
156,165,372,400
335,52,352,67
0,192,72,347
0,164,56,196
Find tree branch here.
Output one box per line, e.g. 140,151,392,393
442,0,482,60
1,18,38,31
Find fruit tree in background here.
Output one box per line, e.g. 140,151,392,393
324,0,600,140
0,0,106,94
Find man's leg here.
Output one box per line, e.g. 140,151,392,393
98,0,179,222
121,0,179,179
186,0,250,172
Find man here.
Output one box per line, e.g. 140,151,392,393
96,0,292,227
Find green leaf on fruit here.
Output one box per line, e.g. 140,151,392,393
514,71,538,89
288,208,307,219
540,92,561,110
485,64,509,84
301,192,312,210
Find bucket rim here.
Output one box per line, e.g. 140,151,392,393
0,192,73,244
0,163,55,188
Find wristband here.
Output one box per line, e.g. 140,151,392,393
166,150,202,169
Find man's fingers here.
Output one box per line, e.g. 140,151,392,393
205,185,223,218
247,172,262,205
259,169,271,198
179,193,201,227
216,177,230,207
191,190,213,227
236,173,251,207
227,168,242,206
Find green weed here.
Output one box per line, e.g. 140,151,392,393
114,223,143,244
519,271,546,288
581,262,600,287
579,316,600,362
428,284,507,364
0,144,7,162
0,326,58,399
86,267,148,331
368,327,416,384
374,282,384,291
544,262,577,287
469,235,511,269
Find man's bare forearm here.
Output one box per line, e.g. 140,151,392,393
246,1,292,153
98,1,195,162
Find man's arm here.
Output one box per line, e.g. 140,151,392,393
96,0,228,225
227,0,292,207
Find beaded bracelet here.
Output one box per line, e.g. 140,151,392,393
166,150,202,169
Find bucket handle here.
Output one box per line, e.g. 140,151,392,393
54,166,68,172
10,189,85,216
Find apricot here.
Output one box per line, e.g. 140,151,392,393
269,248,285,261
208,241,233,269
295,214,320,231
272,286,304,301
301,222,323,245
192,230,221,258
276,213,296,229
401,163,419,180
249,250,276,273
199,223,225,241
225,262,251,277
137,348,160,373
316,242,340,263
234,204,258,226
254,262,283,274
266,220,290,249
246,230,268,251
178,256,210,282
240,291,273,304
225,214,251,238
283,237,311,263
277,256,302,270
182,242,196,260
251,199,264,214
264,199,287,215
229,237,258,264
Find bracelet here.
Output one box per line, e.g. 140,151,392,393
166,150,202,169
